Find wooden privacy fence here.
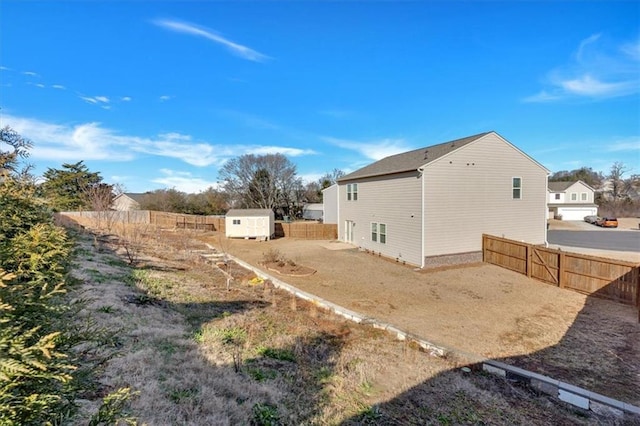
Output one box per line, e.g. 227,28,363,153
57,211,337,240
275,222,337,240
482,234,640,321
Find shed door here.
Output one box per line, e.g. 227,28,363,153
247,217,265,236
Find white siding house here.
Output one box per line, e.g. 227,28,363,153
112,193,145,211
337,131,549,267
225,209,275,240
321,184,338,224
302,203,324,220
547,181,598,220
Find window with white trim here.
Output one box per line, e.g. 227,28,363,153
512,177,522,199
571,193,577,201
371,222,386,244
347,183,358,201
555,193,560,200
233,219,241,225
581,192,587,201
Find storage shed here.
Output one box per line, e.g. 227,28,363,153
225,209,275,240
302,203,324,220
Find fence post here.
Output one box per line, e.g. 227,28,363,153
482,235,486,263
558,251,565,288
526,244,532,278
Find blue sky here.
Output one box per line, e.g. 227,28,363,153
1,1,638,193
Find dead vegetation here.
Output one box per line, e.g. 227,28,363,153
62,219,638,425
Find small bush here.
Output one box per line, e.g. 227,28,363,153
252,403,280,426
262,249,284,264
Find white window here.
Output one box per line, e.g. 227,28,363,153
347,183,358,201
233,219,241,225
555,193,560,200
512,177,521,199
371,222,386,244
581,192,587,201
571,193,577,201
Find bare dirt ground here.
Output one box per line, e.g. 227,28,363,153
204,234,640,407
63,226,640,425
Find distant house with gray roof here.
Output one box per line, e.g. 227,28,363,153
547,180,598,220
336,131,549,267
112,193,145,211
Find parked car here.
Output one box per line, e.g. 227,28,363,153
596,217,618,228
584,215,598,224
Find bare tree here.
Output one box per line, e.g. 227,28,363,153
608,162,629,199
219,153,299,213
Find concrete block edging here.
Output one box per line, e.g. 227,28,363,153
208,245,640,417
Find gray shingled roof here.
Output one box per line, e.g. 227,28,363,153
123,193,146,202
226,208,273,217
338,132,491,182
548,181,576,192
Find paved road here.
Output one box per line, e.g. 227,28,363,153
548,230,640,252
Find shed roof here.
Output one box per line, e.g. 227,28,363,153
226,208,273,217
338,132,491,181
115,192,146,202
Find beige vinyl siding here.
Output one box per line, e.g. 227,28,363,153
566,181,595,203
423,133,547,257
339,171,423,266
321,184,338,224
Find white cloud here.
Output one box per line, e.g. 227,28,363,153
153,19,270,62
52,84,66,90
524,34,640,102
80,95,110,105
322,136,411,161
34,83,45,88
251,146,316,156
22,71,39,77
159,95,172,102
95,96,109,103
0,66,11,71
121,96,132,102
152,169,219,193
604,136,640,152
299,172,323,184
1,114,316,168
4,114,134,161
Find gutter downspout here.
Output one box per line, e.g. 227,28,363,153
544,174,550,248
419,167,425,268
336,184,341,241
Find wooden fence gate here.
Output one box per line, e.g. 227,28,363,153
482,234,640,321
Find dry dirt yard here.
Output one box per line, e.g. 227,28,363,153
205,234,640,407
62,226,640,425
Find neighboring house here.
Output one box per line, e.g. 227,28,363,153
322,184,338,224
337,131,549,267
547,181,598,220
302,203,323,220
112,193,145,211
225,209,275,240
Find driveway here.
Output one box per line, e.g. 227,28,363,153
548,230,640,252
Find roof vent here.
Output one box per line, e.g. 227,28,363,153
423,149,429,159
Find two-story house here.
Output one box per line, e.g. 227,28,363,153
547,181,598,220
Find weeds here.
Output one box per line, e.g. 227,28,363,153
247,367,278,382
89,387,138,426
257,347,296,363
252,403,280,426
97,305,115,314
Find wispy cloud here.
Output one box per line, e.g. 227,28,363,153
604,136,640,152
0,66,11,71
52,84,66,90
159,95,172,102
1,114,316,168
524,34,640,102
121,96,132,102
152,169,219,193
153,19,270,62
79,95,110,106
322,136,412,161
22,71,39,77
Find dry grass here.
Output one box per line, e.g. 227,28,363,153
66,223,638,425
